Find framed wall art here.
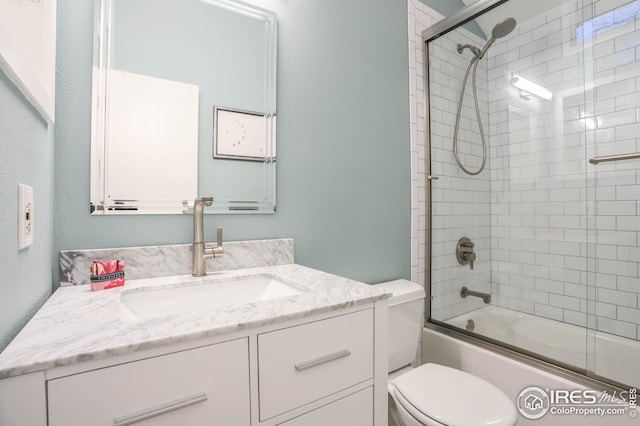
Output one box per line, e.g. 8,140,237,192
213,107,269,161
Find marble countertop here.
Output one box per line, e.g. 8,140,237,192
0,264,388,379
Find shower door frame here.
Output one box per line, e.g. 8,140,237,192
421,0,629,393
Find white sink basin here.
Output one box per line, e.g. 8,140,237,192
120,274,305,321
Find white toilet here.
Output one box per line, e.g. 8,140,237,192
377,280,517,426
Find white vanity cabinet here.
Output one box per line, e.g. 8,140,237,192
47,338,250,426
0,302,387,426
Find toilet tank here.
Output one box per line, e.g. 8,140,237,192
376,280,426,373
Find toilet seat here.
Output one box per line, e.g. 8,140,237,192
392,388,446,425
393,363,517,426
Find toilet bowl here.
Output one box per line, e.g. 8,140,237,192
376,280,517,426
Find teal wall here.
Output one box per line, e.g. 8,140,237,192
54,0,411,285
0,73,53,350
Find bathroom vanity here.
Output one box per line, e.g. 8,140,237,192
0,259,388,426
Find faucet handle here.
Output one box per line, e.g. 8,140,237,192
465,252,477,270
213,227,224,258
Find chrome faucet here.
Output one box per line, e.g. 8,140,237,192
187,197,224,276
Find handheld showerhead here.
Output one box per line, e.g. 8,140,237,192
456,18,517,59
478,17,517,58
492,17,517,39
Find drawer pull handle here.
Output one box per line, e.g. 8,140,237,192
295,349,352,371
113,392,208,426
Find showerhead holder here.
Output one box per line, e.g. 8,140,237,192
456,43,481,58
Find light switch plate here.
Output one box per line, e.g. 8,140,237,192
18,184,34,249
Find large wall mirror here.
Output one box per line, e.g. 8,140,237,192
90,0,277,214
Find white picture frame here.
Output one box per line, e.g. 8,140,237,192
0,0,57,123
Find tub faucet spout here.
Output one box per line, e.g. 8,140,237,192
460,287,491,304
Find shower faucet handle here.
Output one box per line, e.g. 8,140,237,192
456,237,476,270
465,252,476,270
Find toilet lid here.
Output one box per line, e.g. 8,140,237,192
394,363,517,426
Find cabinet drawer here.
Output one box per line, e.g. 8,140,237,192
278,387,373,426
258,309,373,420
48,339,250,426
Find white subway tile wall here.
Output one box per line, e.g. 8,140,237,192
410,0,640,341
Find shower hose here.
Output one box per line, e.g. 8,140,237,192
452,54,487,176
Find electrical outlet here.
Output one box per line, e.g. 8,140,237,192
18,184,34,249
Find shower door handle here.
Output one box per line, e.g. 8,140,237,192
427,175,440,180
589,152,640,164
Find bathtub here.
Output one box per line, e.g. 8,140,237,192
423,306,639,425
444,305,639,388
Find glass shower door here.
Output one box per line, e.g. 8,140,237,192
425,0,600,380
584,0,640,389
424,0,640,389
